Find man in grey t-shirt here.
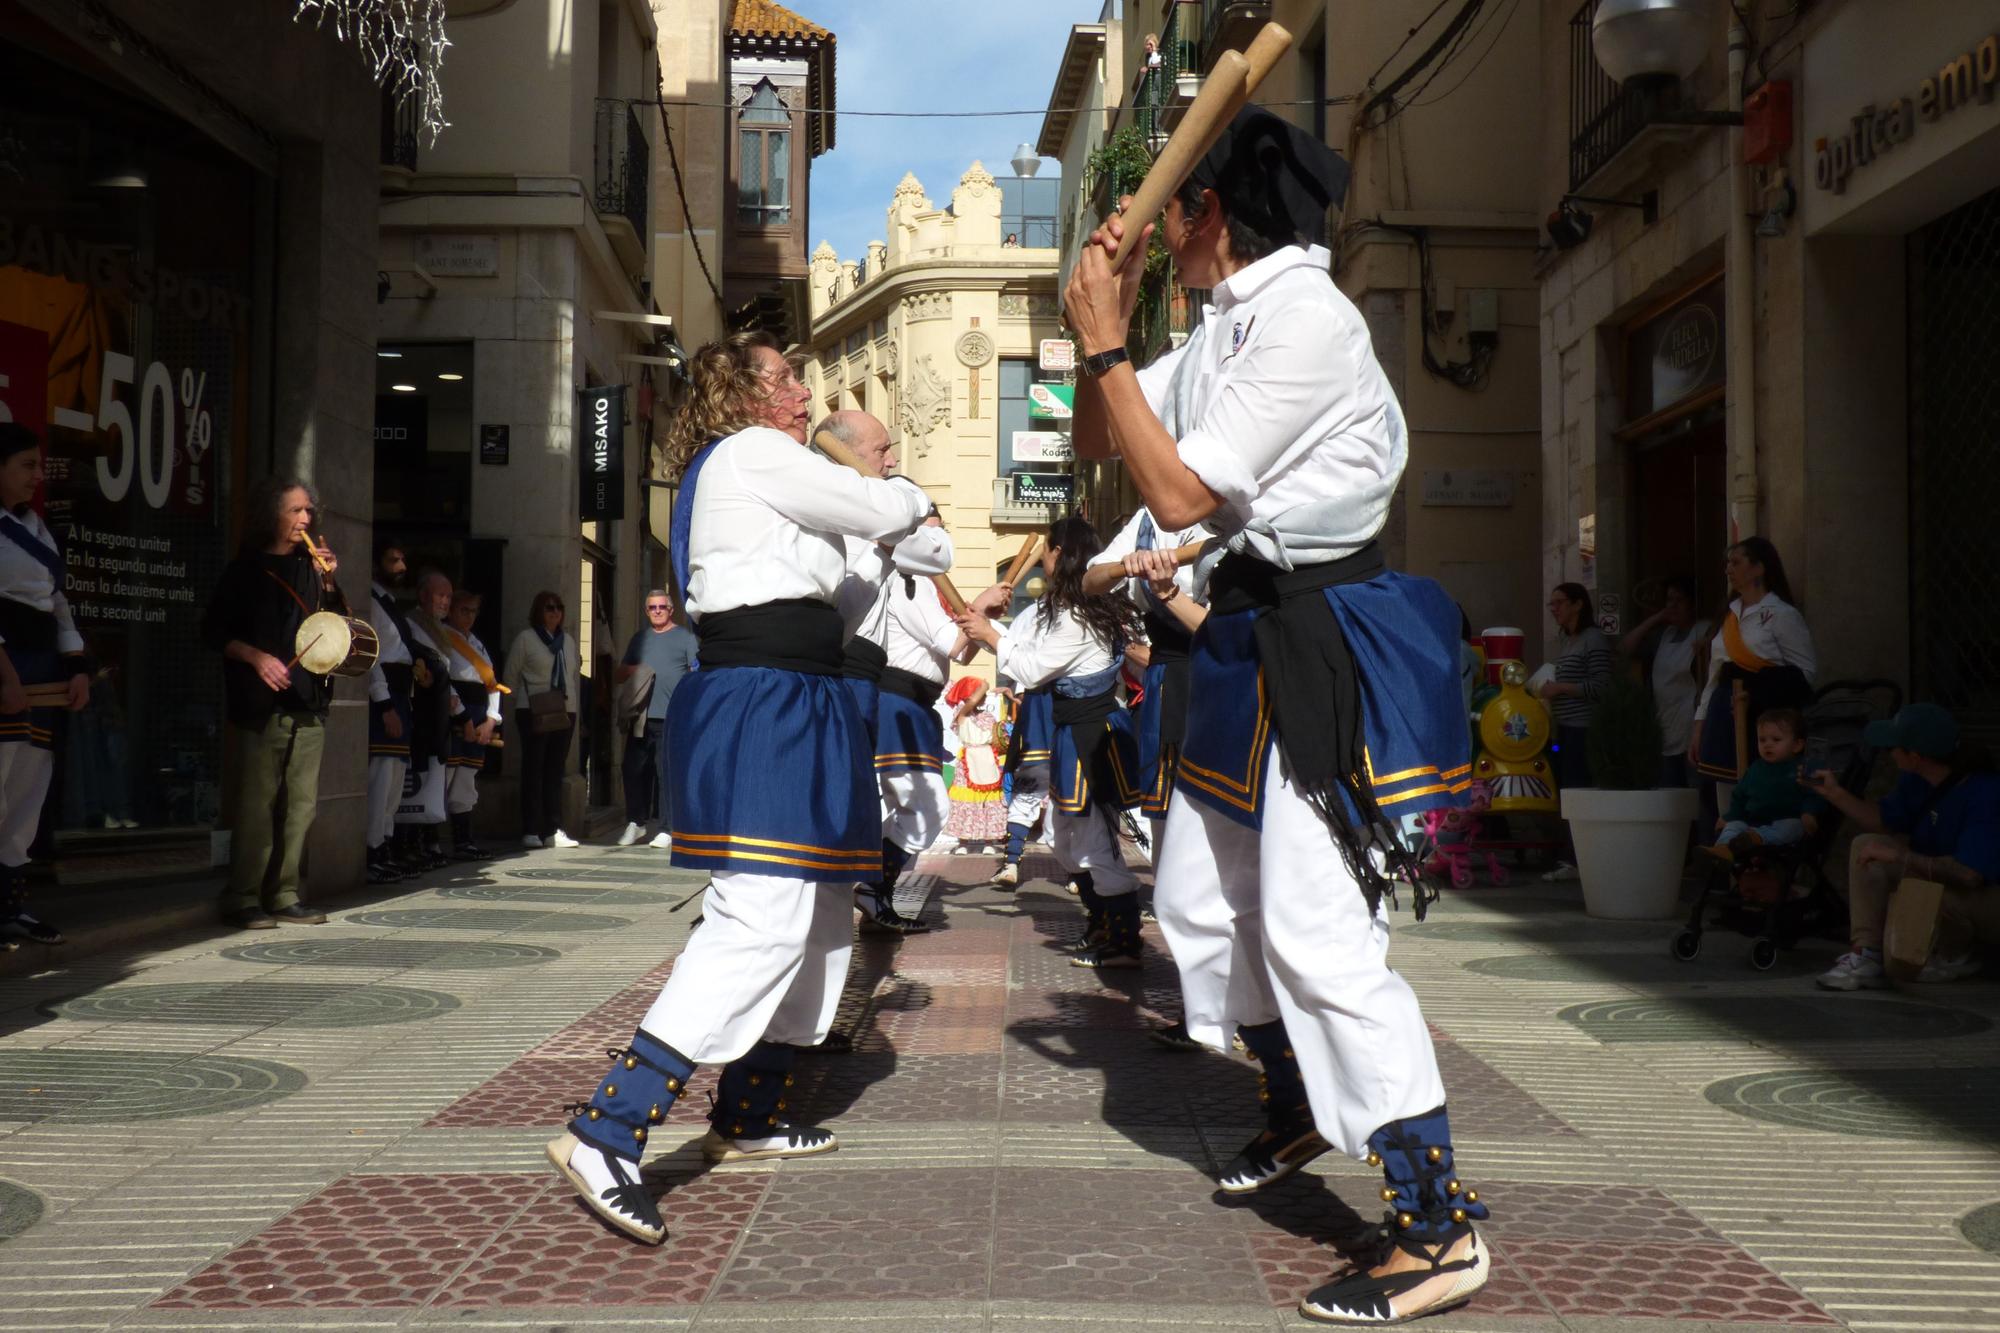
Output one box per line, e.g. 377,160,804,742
615,590,697,846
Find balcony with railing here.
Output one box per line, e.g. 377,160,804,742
593,98,650,269
380,88,418,174
1567,0,1652,190
1202,0,1270,72
990,474,1064,527
1135,1,1207,147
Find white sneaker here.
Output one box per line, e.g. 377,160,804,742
648,831,672,849
1917,952,1982,984
521,834,543,849
1817,951,1890,991
992,863,1020,887
1541,861,1579,883
549,830,580,849
616,822,645,847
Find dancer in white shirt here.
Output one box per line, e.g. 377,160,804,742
439,588,503,859
545,331,928,1247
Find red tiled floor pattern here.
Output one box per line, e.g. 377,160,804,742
164,853,1836,1322
157,1171,766,1310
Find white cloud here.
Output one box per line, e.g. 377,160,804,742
805,0,1085,264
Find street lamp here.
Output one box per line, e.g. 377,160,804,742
1591,0,1716,85
1010,144,1042,178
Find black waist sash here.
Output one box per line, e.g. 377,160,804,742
698,598,844,675
1208,542,1391,894
0,600,58,654
452,678,490,714
841,636,887,683
1144,610,1192,749
880,666,943,710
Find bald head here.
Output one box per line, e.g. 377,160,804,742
814,409,895,478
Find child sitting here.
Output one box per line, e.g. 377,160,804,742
1704,708,1826,862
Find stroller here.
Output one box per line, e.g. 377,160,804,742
1670,679,1902,970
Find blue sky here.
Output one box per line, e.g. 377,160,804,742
806,0,1088,265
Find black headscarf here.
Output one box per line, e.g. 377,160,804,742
1185,105,1351,245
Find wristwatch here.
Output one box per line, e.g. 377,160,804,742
1080,346,1130,378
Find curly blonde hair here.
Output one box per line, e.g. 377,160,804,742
659,329,794,477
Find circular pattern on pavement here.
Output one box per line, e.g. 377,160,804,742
341,908,632,933
47,982,461,1029
434,884,664,906
0,1050,306,1122
1704,1067,2000,1140
1561,997,1991,1043
1463,950,1819,984
502,869,651,883
1958,1202,2000,1256
1407,918,1661,944
0,1181,43,1240
223,938,559,969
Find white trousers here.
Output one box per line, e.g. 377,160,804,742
1007,763,1049,828
446,764,479,815
1152,747,1445,1157
1053,809,1137,896
0,745,51,867
880,768,949,854
639,873,854,1063
367,754,406,846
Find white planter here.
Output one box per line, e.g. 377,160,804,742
1561,786,1699,920
1175,73,1203,99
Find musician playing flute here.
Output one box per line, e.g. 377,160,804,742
546,331,930,1246
0,423,88,946
199,476,338,930
1066,108,1487,1325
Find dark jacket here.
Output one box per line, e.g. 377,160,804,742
201,549,332,725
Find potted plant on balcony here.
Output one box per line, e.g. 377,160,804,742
1560,672,1699,919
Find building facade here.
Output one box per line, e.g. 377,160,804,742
801,164,1065,670
1536,0,1999,732
375,0,663,831
1044,0,1546,637
0,0,388,887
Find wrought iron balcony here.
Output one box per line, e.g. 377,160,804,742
1202,0,1270,72
593,98,649,239
380,88,418,172
1568,0,1650,191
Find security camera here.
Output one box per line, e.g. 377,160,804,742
1546,203,1593,250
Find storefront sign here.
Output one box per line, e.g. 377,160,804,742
1038,337,1075,373
1815,32,2000,195
1012,430,1073,463
1419,468,1514,507
1625,279,1724,422
1014,472,1073,507
415,234,500,277
479,424,510,465
577,386,625,520
1026,383,1073,419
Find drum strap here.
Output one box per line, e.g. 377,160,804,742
264,569,312,614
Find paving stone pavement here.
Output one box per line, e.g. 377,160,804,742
1,845,1998,1330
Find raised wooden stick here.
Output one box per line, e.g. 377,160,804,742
1001,534,1043,589
1107,23,1294,271
815,430,971,614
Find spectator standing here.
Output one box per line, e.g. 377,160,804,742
503,590,582,849
1540,582,1612,882
199,477,336,930
1619,576,1712,788
1807,704,2000,989
1691,537,1815,808
615,590,696,847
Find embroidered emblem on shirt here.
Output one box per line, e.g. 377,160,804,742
1231,321,1246,352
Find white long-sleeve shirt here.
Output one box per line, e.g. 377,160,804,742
1146,245,1406,564
1090,506,1204,613
884,573,959,684
996,603,1115,691
685,429,931,620
366,582,412,703
445,627,504,723
837,491,954,647
0,507,82,652
1693,594,1817,722
406,614,463,717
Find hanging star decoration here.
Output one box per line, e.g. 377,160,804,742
292,0,451,144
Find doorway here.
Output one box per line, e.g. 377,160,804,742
1630,416,1727,619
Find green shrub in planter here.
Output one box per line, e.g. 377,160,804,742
1585,673,1663,791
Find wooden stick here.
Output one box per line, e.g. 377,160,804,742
811,430,868,475
1001,534,1043,589
285,635,324,673
932,573,970,616
1107,23,1294,271
1168,539,1210,568
21,682,73,707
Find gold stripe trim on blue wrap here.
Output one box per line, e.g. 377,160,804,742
1177,675,1272,815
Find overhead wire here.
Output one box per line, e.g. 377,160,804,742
1407,0,1524,108
636,94,1359,119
